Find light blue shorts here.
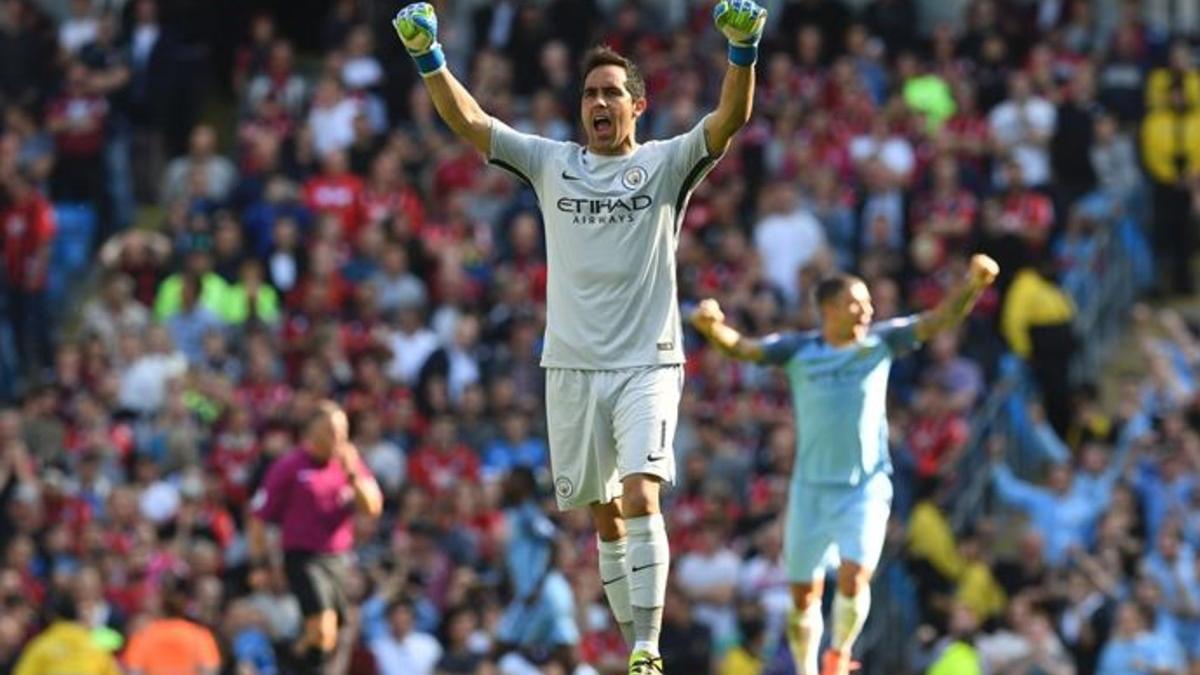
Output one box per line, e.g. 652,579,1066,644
496,571,580,648
784,472,893,582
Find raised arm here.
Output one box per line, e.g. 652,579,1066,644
914,254,999,342
393,3,492,155
690,298,768,362
704,0,766,156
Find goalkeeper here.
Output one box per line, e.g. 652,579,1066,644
394,2,766,674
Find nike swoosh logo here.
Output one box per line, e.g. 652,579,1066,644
601,574,626,586
561,170,581,180
631,562,663,573
646,453,667,462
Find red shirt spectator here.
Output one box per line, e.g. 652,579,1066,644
997,161,1055,250
208,410,261,507
361,152,425,232
906,386,970,480
911,157,978,269
46,63,108,158
2,175,56,291
407,417,480,496
303,150,365,238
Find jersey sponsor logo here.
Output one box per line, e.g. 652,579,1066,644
621,165,648,190
555,195,652,225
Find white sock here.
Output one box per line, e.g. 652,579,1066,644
626,514,669,651
597,536,634,644
831,589,870,655
788,602,823,675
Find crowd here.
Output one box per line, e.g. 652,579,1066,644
1,0,1200,673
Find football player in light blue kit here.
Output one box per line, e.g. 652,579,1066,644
690,254,998,675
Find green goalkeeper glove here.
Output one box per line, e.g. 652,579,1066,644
714,0,767,66
393,2,445,76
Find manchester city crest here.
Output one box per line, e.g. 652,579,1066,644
622,166,648,190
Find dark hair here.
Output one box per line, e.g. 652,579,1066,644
47,594,79,622
814,274,864,307
160,574,191,618
581,45,645,100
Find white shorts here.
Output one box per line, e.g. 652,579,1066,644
545,365,683,510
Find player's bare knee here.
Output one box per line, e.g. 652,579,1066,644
791,581,822,610
619,474,661,517
837,562,871,596
589,501,626,541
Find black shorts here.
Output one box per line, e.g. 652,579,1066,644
283,551,351,619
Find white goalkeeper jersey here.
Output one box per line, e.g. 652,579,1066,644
489,117,720,370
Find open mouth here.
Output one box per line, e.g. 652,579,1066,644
592,114,612,134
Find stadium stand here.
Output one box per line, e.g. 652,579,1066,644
0,0,1198,673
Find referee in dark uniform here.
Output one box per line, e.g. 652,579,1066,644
248,401,383,673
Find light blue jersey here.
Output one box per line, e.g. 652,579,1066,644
505,501,555,600
762,316,921,486
497,502,579,649
762,316,920,580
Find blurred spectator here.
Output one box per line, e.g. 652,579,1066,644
1096,602,1185,674
753,180,828,308
369,596,441,675
57,0,97,56
161,124,237,208
2,169,56,376
127,0,179,203
676,519,741,644
1000,261,1076,434
989,71,1056,190
122,575,222,674
1141,81,1200,295
12,595,121,675
307,76,360,158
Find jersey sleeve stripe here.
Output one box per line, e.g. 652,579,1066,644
488,158,534,187
674,155,717,229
